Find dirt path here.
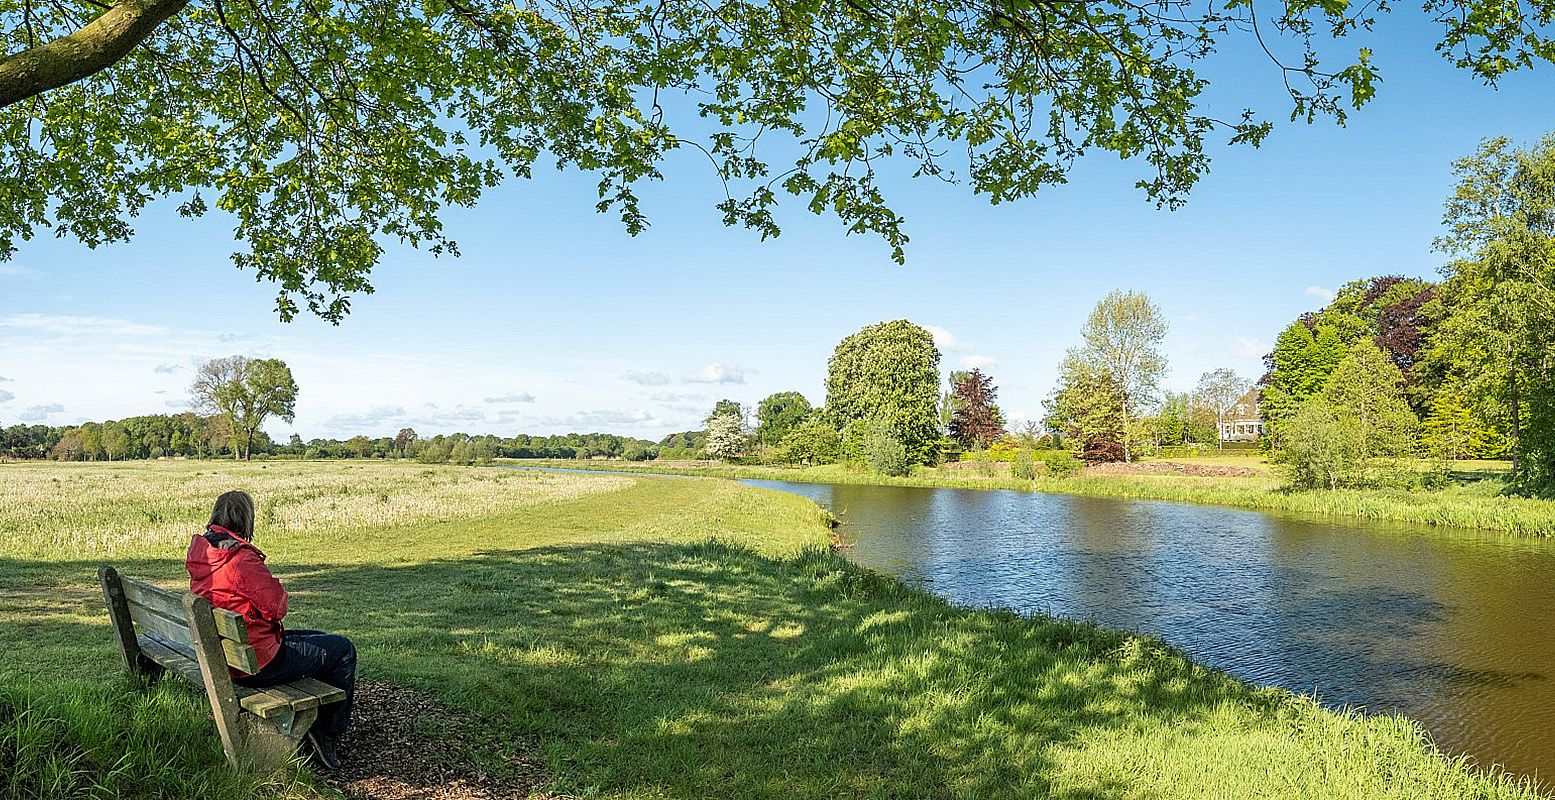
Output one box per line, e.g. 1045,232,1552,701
327,682,559,800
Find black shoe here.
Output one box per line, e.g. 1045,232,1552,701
304,729,342,771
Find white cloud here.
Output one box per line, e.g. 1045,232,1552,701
153,363,183,374
650,392,708,403
683,364,745,384
19,404,64,421
546,409,673,429
1233,337,1270,358
924,324,967,353
928,325,999,371
1305,285,1336,303
0,389,13,403
431,407,484,423
483,392,536,404
164,399,190,409
0,375,11,382
0,265,39,278
324,406,408,430
958,354,999,371
0,314,167,337
624,370,671,386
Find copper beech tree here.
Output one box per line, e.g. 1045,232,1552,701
3,0,1554,321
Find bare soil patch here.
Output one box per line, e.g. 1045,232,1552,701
1084,461,1261,478
327,681,558,800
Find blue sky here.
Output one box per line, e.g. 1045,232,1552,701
1,13,1550,441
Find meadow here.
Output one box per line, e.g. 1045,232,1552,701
515,456,1555,536
1,460,1547,799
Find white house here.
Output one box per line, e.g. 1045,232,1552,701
1219,388,1265,442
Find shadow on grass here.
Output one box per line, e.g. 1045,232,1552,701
18,537,1546,798
4,542,1296,800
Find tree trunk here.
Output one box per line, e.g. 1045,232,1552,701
0,0,191,107
1121,393,1131,463
1509,345,1522,477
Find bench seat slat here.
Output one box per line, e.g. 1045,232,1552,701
286,677,346,705
121,575,249,643
238,688,297,718
135,634,325,719
262,681,322,710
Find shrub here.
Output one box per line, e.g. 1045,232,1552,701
986,439,1019,462
1038,450,1083,478
961,449,999,476
1011,448,1037,480
1080,438,1126,463
780,420,843,465
931,437,962,465
861,421,910,477
1275,399,1364,489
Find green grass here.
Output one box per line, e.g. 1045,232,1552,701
512,457,1555,536
2,460,1547,799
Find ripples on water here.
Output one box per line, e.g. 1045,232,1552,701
743,479,1555,784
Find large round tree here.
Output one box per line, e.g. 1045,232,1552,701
825,320,941,464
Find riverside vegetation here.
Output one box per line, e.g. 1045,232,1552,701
1,460,1547,799
516,454,1555,537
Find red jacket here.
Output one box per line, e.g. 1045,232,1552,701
186,525,287,674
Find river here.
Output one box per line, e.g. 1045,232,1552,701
742,478,1555,785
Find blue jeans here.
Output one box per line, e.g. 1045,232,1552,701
236,629,356,738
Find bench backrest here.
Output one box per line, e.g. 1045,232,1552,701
114,573,261,674
99,565,259,767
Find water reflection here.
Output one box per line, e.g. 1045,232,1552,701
744,479,1555,783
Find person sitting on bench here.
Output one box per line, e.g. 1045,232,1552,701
186,489,356,770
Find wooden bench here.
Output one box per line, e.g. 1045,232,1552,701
98,565,345,768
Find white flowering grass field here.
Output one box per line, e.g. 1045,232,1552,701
0,460,633,559
1,460,1546,800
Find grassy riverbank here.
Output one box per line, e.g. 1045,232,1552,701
507,457,1555,536
2,461,1546,798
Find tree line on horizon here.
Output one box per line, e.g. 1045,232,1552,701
0,412,666,464
669,297,1251,479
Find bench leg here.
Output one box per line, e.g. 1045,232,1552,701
183,593,247,768
242,706,319,770
98,566,150,681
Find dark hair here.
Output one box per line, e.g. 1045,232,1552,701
209,490,256,541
